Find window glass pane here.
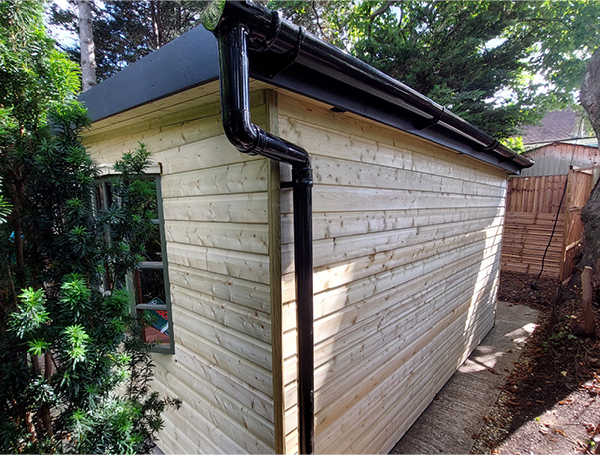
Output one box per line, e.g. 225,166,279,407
95,184,103,210
147,192,158,220
95,182,113,210
96,175,172,351
136,267,165,303
105,182,113,209
140,299,170,347
95,183,106,210
143,225,162,262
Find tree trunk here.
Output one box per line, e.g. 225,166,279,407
78,0,97,92
581,266,596,336
582,48,600,138
150,1,164,49
579,48,600,275
553,51,600,329
25,411,37,444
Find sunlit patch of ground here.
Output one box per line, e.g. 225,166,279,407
472,271,600,455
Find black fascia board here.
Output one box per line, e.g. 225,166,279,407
78,25,219,122
251,61,525,174
78,25,526,174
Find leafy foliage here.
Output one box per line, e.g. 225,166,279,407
351,1,542,138
51,1,208,82
50,1,600,139
269,1,600,140
0,194,11,223
265,0,352,47
0,1,178,452
99,144,159,291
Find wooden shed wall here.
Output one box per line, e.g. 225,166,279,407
274,91,508,454
521,143,600,177
83,83,282,454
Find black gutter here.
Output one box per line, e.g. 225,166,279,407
207,0,532,173
207,18,315,455
78,16,532,174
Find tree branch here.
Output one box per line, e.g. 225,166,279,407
369,1,396,20
312,1,325,38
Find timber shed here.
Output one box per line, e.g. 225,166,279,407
79,2,533,454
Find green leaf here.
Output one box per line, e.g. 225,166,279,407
63,324,90,365
60,274,91,314
9,287,50,339
27,339,51,357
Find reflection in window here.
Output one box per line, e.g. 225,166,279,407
95,176,173,353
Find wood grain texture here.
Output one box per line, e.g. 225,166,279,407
85,90,277,454
276,90,508,454
504,170,593,280
265,90,287,455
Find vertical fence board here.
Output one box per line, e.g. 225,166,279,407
504,170,593,281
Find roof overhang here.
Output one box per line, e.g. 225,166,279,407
79,23,532,175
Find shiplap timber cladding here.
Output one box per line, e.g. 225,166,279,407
275,91,508,454
83,82,282,454
83,78,511,455
521,143,600,178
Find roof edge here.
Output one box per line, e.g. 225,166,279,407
78,2,533,174
78,25,220,122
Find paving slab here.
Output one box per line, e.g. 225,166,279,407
390,301,539,455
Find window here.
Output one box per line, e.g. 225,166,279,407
95,173,174,354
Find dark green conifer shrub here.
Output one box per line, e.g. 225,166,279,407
0,1,179,452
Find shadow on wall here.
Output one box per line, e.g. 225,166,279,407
279,153,507,453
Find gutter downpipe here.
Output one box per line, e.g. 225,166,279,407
206,17,315,455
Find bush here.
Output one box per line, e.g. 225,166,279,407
0,1,178,452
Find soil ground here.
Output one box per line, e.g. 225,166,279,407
471,271,600,454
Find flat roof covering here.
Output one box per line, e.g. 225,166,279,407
79,23,532,174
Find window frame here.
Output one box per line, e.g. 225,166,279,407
127,176,174,354
96,167,174,354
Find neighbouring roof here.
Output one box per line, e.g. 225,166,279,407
79,22,532,174
521,110,595,145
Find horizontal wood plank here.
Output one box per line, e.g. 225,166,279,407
171,284,271,343
163,193,269,224
167,242,270,285
282,206,504,244
161,160,268,198
155,345,274,423
282,185,504,214
165,220,269,255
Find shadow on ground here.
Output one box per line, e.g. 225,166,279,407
471,273,600,454
391,300,539,454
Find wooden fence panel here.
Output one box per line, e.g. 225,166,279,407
502,213,564,277
503,169,593,281
506,175,567,214
560,169,594,280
